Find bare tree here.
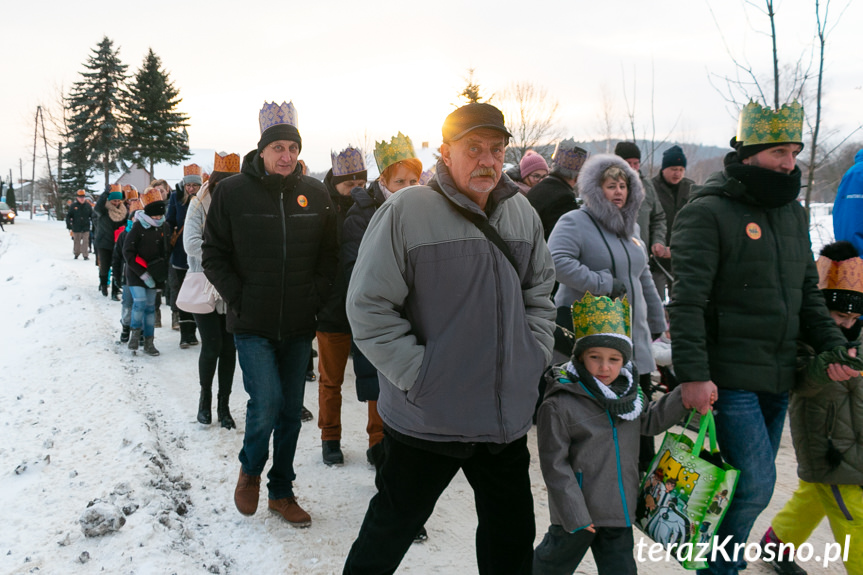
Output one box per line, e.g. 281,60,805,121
499,81,561,164
597,85,617,153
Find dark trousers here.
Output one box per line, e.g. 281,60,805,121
533,525,637,575
97,247,114,290
193,311,236,393
343,433,535,575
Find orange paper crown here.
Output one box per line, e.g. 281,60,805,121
140,187,163,206
183,164,203,177
109,184,122,193
213,152,241,173
122,185,138,200
817,256,863,293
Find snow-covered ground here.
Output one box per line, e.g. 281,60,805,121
0,217,845,574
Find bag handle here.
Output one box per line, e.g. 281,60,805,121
691,409,719,455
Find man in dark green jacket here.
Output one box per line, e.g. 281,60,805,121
668,101,859,575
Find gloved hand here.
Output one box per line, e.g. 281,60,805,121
140,272,156,289
610,279,627,299
806,344,863,386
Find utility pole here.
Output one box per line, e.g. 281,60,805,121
31,107,38,219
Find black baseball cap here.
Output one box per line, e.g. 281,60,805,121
442,103,513,143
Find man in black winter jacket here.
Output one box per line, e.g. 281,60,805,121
202,102,338,528
66,190,93,260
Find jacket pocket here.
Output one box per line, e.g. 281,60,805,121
407,340,436,400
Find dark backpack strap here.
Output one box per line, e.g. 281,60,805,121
430,182,519,272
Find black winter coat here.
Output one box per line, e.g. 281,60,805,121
66,201,93,233
526,174,578,240
316,169,359,334
342,180,387,282
93,191,127,251
123,219,170,289
167,183,191,270
202,151,339,340
669,167,845,393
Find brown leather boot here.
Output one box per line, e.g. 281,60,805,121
268,497,311,528
234,468,261,516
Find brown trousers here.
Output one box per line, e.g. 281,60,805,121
317,331,383,446
72,232,89,257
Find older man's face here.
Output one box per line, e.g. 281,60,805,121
260,140,300,177
440,128,506,209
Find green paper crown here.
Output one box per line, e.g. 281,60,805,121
571,292,631,341
374,132,417,173
736,100,804,147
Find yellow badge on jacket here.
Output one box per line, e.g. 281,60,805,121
746,222,762,240
297,195,308,208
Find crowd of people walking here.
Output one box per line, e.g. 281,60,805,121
64,98,863,575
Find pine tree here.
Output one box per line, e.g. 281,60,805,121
59,139,93,198
65,36,129,190
6,184,17,213
125,49,190,177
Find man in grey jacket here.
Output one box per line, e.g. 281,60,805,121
343,103,557,574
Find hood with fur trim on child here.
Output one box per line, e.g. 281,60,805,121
577,153,644,238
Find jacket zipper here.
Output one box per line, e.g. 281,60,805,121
767,211,788,361
619,236,637,367
491,214,506,442
278,189,287,340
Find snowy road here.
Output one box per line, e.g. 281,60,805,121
0,218,845,574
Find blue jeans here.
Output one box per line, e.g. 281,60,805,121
234,333,312,500
698,388,789,575
121,285,133,327
128,286,157,337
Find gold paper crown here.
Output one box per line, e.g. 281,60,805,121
331,146,367,176
76,189,86,197
183,164,203,177
141,187,163,206
374,132,417,173
816,256,863,293
122,185,138,200
127,198,144,213
213,152,240,174
571,292,631,341
109,184,122,193
259,101,298,134
736,100,804,147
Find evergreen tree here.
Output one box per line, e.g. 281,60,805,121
65,36,129,190
125,49,190,177
59,139,93,198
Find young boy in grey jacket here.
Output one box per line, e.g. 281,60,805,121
534,292,687,575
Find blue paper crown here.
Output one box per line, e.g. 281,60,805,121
259,101,298,134
331,146,367,176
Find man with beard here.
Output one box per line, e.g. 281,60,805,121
343,103,556,574
669,101,860,575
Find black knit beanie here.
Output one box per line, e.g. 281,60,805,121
257,124,302,154
614,141,641,161
662,145,687,169
331,170,368,186
730,137,804,162
143,200,166,217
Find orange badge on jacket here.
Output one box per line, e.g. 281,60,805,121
297,195,308,208
746,222,762,240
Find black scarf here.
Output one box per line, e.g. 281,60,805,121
725,157,801,208
568,361,642,419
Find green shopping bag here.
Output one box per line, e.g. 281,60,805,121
634,410,740,570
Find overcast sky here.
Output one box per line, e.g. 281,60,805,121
2,0,861,183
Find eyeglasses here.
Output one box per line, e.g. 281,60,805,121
525,172,548,183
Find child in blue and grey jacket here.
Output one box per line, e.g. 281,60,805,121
534,293,687,575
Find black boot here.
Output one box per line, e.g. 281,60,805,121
128,328,142,351
120,324,131,343
179,322,199,349
322,440,344,466
100,281,108,297
197,386,212,424
217,394,235,429
142,336,160,356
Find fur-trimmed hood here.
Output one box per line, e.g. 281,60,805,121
577,154,644,237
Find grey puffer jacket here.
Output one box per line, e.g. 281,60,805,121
346,160,556,444
537,365,686,530
549,154,666,375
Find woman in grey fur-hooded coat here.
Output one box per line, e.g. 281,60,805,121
548,153,666,376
